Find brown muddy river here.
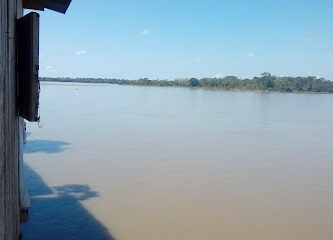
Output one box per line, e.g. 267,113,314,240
21,83,333,240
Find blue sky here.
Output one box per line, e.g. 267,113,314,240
32,0,333,80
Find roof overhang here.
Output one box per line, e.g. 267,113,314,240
23,0,72,14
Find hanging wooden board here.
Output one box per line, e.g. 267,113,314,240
17,12,40,122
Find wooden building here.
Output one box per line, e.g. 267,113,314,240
0,0,71,239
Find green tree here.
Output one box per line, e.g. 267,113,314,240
189,78,199,87
257,72,274,89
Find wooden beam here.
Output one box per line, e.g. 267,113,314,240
23,0,72,14
22,0,44,11
44,0,72,14
0,0,6,235
0,0,21,239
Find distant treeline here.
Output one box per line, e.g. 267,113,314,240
40,73,333,93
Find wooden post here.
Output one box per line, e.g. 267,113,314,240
0,0,21,239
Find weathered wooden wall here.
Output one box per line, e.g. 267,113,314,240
0,0,20,239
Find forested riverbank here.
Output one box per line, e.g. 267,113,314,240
40,73,333,93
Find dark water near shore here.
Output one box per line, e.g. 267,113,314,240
22,83,333,240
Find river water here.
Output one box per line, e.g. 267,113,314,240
21,83,333,240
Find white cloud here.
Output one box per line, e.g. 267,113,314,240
247,52,255,57
76,50,87,56
46,65,56,73
214,73,224,78
195,58,201,63
140,29,149,36
305,36,315,42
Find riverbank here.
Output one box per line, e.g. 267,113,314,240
40,75,333,94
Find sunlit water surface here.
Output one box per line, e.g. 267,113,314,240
22,83,333,240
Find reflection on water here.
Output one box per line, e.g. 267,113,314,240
23,83,333,240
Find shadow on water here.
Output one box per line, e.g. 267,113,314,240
21,139,116,240
24,140,71,154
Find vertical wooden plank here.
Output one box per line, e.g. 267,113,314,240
0,0,20,239
8,0,20,238
0,0,8,238
17,0,23,18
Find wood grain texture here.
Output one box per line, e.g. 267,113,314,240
0,0,20,239
0,0,7,236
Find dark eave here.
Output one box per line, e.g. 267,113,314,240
23,0,72,14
